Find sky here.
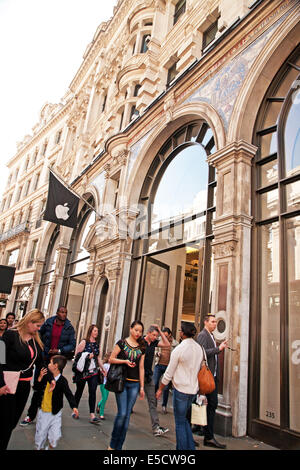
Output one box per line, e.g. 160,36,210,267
0,0,117,199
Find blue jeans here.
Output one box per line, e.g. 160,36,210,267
153,364,170,407
110,381,140,450
173,388,196,450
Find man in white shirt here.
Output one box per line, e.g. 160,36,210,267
156,322,203,450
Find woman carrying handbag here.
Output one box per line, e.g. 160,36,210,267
107,320,146,450
73,324,106,424
0,309,45,450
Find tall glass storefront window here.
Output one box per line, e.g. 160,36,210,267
251,46,300,448
259,223,280,426
61,200,95,334
37,226,60,315
287,216,300,433
125,120,216,333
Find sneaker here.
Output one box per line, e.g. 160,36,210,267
162,406,167,414
90,417,101,424
20,416,33,427
154,426,169,436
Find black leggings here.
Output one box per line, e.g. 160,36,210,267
74,374,98,413
0,380,31,450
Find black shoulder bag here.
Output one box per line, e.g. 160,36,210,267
105,363,126,393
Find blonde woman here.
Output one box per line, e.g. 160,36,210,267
0,309,45,450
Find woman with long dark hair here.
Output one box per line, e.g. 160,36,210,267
0,318,8,337
73,324,106,424
108,320,146,450
0,309,45,450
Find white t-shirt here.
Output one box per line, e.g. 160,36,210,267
161,338,203,395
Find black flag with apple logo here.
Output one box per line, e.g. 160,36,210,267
43,171,79,228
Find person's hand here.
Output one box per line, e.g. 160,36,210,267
0,384,11,395
72,408,79,418
139,389,145,400
156,389,162,400
49,349,59,355
219,340,228,351
125,360,136,368
197,394,208,405
89,353,94,359
49,380,56,392
102,369,107,377
38,367,48,382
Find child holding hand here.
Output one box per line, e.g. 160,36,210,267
34,355,78,450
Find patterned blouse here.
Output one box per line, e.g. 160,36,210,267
116,339,144,382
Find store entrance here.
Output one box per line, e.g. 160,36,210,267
140,242,205,332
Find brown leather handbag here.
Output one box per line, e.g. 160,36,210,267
197,345,216,395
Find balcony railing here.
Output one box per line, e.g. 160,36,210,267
0,222,30,242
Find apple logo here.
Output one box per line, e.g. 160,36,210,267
55,203,70,220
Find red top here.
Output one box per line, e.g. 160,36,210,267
50,320,64,351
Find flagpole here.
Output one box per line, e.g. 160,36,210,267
48,166,103,220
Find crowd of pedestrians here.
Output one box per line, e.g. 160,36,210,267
0,306,228,451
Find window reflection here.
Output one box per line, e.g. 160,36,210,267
72,211,95,263
284,88,300,177
286,181,300,212
259,160,278,187
259,189,279,220
260,132,277,158
259,223,280,425
128,120,215,339
148,216,206,253
255,56,300,438
38,228,60,315
151,145,208,231
287,216,300,432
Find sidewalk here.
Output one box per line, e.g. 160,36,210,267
8,361,277,451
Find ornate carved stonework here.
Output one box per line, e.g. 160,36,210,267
212,240,237,259
86,271,94,284
107,260,121,280
164,92,176,123
95,259,106,276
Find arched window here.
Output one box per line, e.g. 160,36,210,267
60,197,96,334
250,45,300,445
66,208,96,278
125,120,216,333
37,226,60,315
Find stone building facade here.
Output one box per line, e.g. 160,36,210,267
0,0,299,449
